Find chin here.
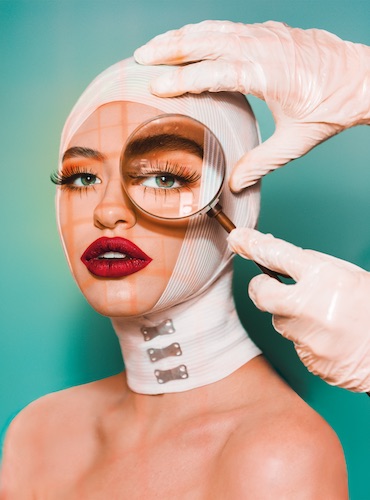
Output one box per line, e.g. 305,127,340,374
72,263,169,318
86,301,156,318
83,288,161,318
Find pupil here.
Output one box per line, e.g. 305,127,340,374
82,174,94,186
156,175,174,188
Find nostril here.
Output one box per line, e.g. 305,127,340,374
93,200,137,230
93,179,137,230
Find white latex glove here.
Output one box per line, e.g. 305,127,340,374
134,20,370,191
227,227,370,393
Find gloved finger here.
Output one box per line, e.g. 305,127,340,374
305,249,363,273
293,344,337,383
148,59,262,97
228,127,298,190
248,274,296,316
272,314,289,336
135,26,276,67
135,31,240,65
229,123,323,191
163,20,286,37
135,20,241,49
228,227,318,282
135,20,289,64
271,315,302,342
134,21,251,63
162,20,248,36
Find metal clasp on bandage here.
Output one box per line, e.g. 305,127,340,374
147,343,182,362
141,319,175,341
154,365,189,384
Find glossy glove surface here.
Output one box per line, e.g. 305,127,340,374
228,227,370,393
135,20,370,190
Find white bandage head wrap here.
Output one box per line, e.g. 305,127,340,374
58,57,262,394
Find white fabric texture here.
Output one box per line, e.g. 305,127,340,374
112,270,261,393
57,57,262,394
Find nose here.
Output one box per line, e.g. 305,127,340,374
94,178,136,230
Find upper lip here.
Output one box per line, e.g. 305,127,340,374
81,237,152,263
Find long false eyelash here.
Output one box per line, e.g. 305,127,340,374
50,165,99,186
50,170,65,185
127,160,201,184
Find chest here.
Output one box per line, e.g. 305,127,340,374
36,420,231,500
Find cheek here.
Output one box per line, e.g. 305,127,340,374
146,219,188,272
148,233,183,276
59,193,96,259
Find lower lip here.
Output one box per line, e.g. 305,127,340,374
81,238,152,278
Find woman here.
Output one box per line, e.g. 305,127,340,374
0,58,347,499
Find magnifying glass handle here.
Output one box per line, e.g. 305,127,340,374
208,203,236,233
207,203,283,282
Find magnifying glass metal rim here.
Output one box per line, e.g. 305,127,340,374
120,112,285,282
120,113,226,221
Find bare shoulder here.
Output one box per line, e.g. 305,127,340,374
211,361,348,499
3,371,125,439
0,373,125,495
225,405,347,498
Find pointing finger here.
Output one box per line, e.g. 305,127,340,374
228,227,319,282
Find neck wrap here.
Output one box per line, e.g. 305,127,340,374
112,268,261,394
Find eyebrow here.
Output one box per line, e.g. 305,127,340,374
125,134,203,159
62,146,106,163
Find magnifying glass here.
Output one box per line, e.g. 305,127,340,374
120,113,281,281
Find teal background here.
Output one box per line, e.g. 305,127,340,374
1,0,369,497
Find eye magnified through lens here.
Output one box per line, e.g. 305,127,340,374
120,114,282,281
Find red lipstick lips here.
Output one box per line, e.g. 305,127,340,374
81,237,152,278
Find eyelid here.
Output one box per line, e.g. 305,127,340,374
50,164,101,187
124,160,201,184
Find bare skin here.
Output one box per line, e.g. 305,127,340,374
1,356,348,499
1,101,347,500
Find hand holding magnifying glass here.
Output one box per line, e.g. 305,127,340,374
120,114,282,281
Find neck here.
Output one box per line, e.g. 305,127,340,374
112,270,261,394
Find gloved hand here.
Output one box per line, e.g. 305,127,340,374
227,227,370,393
134,20,370,191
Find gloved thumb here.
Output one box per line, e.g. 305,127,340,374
229,123,319,192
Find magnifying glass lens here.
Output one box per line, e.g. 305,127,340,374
120,113,283,282
120,114,225,220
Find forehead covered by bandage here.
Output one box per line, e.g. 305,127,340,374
58,57,261,313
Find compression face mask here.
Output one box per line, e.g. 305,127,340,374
58,57,261,312
57,58,262,393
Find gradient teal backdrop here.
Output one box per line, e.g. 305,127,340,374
1,0,369,498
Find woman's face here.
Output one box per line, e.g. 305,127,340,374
57,101,203,317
